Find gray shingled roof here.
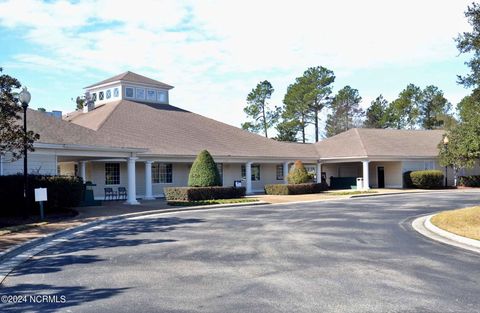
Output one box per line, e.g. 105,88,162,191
26,109,141,150
84,71,174,89
66,100,319,159
315,128,446,159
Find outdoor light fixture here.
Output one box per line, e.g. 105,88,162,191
19,87,31,218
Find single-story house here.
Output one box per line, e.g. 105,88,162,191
1,71,477,204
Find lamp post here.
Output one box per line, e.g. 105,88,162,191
19,87,31,218
443,136,449,188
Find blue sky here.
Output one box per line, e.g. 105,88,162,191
0,0,474,140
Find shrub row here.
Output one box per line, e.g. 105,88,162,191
403,170,444,189
458,175,480,187
0,175,84,216
264,182,328,195
164,186,246,201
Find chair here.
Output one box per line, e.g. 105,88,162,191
104,187,117,201
118,187,127,201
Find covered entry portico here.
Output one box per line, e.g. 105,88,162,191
319,158,403,190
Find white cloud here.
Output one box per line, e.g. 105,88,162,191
0,0,474,136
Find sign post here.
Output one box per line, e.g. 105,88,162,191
34,188,47,220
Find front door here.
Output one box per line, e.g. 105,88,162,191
377,166,385,188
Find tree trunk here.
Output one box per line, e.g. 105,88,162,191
301,114,306,143
262,104,268,138
315,109,319,142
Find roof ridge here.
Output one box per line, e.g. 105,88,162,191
354,128,368,156
94,101,124,131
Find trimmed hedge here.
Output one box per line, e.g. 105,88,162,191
0,175,84,216
264,182,328,195
188,150,221,187
164,186,246,201
287,160,310,184
458,175,480,187
407,170,444,189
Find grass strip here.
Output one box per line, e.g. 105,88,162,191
168,198,258,207
431,206,480,240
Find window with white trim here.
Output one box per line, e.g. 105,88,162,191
152,163,173,183
276,164,284,180
113,88,119,97
147,89,156,101
125,87,134,98
217,163,223,183
241,164,260,181
99,91,104,100
136,88,145,100
157,90,167,103
424,161,435,170
106,89,111,99
105,163,120,185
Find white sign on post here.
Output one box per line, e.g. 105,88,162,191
34,188,48,202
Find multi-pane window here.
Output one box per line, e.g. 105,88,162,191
276,164,284,180
105,163,120,185
424,161,435,170
147,90,156,101
152,163,173,183
136,88,145,100
106,89,111,99
217,163,223,183
99,91,104,100
113,88,119,97
241,164,260,181
125,87,134,98
157,91,167,103
92,93,97,101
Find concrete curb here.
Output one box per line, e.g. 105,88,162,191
412,214,480,255
424,215,480,249
0,201,268,284
350,189,471,198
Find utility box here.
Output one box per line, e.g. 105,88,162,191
356,177,364,190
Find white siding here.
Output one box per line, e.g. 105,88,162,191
2,153,57,175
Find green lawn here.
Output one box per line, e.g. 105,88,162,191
431,206,480,240
168,198,258,207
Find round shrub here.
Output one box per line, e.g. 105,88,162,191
188,150,221,187
409,170,444,189
287,160,310,184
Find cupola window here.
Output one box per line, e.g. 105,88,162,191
125,87,134,98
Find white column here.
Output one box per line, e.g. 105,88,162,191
79,161,86,183
362,160,370,190
246,161,252,194
283,162,290,184
126,157,140,205
316,162,322,183
0,154,4,176
144,160,154,200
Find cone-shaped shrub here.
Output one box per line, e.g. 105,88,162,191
188,150,222,187
287,160,310,184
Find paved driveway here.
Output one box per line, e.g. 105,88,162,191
1,192,479,312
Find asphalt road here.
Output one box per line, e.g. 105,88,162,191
1,192,480,313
